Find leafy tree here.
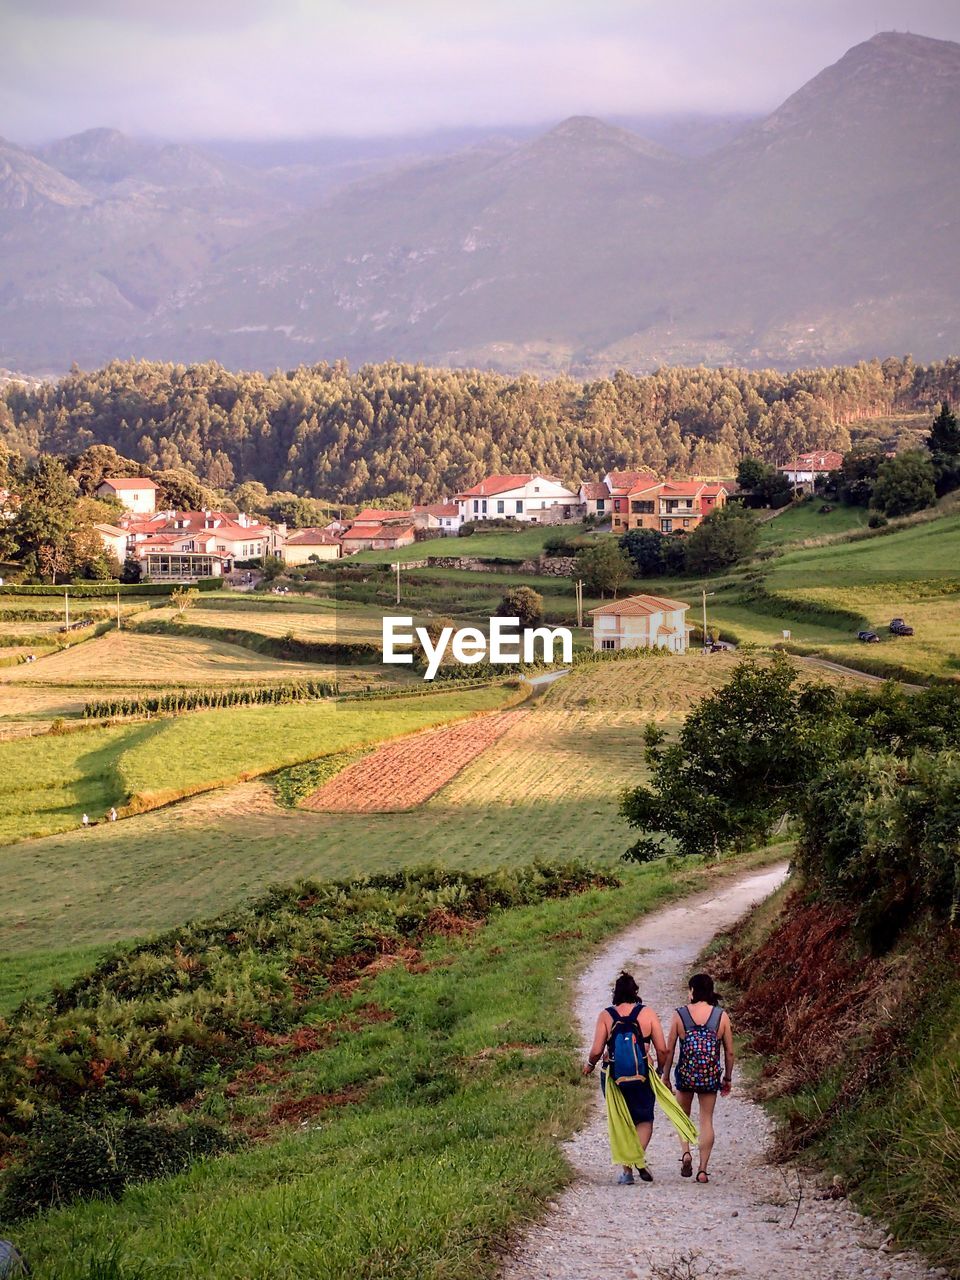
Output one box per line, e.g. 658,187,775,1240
153,469,217,512
231,480,270,515
837,447,887,506
926,400,960,496
573,540,633,598
497,585,544,628
121,555,142,584
67,445,142,496
171,587,199,616
619,528,668,577
13,457,77,582
870,450,935,517
736,458,792,506
682,506,758,574
259,554,285,582
735,458,768,491
620,656,833,860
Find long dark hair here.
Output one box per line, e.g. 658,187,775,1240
612,971,640,1004
689,972,721,1006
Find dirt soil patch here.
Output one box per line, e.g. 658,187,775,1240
300,709,526,812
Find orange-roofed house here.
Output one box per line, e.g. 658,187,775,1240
624,479,728,534
454,474,579,524
603,469,660,532
777,451,844,490
340,522,416,553
281,528,342,565
96,476,159,514
589,594,692,655
579,480,610,517
412,502,462,534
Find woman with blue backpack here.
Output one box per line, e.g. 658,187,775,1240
582,971,667,1185
660,972,734,1184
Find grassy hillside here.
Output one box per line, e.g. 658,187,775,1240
5,855,769,1280
757,501,871,547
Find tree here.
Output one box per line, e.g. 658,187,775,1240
837,447,886,506
67,444,142,496
927,401,960,496
259,554,284,582
620,656,834,861
682,506,759,574
736,458,792,507
619,528,668,577
154,469,217,512
497,585,544,628
871,450,936,517
120,555,142,584
13,457,77,582
735,458,768,492
171,587,198,616
573,540,633,598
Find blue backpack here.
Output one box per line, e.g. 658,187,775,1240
675,1005,724,1092
605,1002,649,1085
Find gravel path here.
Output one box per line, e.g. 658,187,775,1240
501,865,945,1280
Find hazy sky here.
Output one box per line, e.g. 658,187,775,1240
3,0,960,143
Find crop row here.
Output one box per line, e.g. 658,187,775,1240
82,679,340,719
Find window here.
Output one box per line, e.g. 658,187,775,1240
601,639,617,651
614,499,622,512
481,500,488,514
631,500,654,514
515,500,523,513
473,500,479,514
496,499,504,514
596,498,605,511
683,519,691,528
661,519,673,533
534,485,540,493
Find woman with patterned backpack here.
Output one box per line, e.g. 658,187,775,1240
660,972,734,1184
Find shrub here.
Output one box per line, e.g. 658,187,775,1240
0,1110,236,1220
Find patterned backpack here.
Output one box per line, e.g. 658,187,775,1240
675,1005,723,1092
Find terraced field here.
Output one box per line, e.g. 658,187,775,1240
302,709,526,811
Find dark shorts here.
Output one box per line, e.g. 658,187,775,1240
600,1068,655,1125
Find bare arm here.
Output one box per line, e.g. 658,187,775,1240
645,1009,668,1071
720,1011,734,1094
660,1011,681,1079
582,1011,610,1075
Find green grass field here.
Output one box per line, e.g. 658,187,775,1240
346,522,592,564
11,855,771,1280
0,683,518,846
757,501,871,547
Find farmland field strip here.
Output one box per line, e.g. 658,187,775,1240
300,709,527,811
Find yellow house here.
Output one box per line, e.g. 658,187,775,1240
281,528,342,566
589,594,691,654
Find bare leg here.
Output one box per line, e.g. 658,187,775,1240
635,1121,653,1151
675,1089,695,1162
697,1090,718,1172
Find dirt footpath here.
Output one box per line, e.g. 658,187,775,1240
501,866,945,1280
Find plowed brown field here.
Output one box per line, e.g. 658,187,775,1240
301,709,526,812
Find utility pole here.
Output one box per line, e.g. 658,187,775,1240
394,560,401,606
575,579,584,629
701,587,716,647
117,590,122,631
64,587,69,631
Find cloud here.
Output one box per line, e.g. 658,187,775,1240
1,0,959,142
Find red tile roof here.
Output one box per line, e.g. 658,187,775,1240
589,593,690,618
285,528,341,545
341,523,414,541
607,470,658,493
580,481,610,500
779,451,844,472
415,502,459,518
659,481,706,497
454,473,563,498
353,508,415,523
99,476,158,490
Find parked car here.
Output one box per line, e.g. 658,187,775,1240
889,618,914,636
857,630,881,643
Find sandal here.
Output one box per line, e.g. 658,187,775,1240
696,1169,710,1184
617,1170,635,1185
636,1166,653,1182
680,1153,693,1178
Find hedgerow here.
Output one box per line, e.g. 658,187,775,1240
82,679,340,719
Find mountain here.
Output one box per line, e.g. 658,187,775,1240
1,32,959,375
0,136,93,213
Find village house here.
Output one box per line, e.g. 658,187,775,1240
579,481,610,517
93,522,128,565
96,476,159,514
777,450,844,491
412,502,462,534
624,479,728,534
119,509,287,580
604,470,660,532
454,474,580,524
589,593,692,654
339,522,416,554
281,528,342,565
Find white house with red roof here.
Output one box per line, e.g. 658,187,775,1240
121,509,287,579
96,476,159,514
589,593,692,654
579,480,610,517
454,474,579,524
340,521,416,553
413,502,462,534
778,450,844,489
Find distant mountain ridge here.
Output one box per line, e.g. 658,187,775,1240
1,32,958,376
